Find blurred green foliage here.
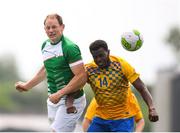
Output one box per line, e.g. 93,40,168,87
0,82,47,114
0,55,19,82
0,54,47,114
83,84,94,104
132,86,152,132
0,82,17,111
166,26,180,52
165,26,180,63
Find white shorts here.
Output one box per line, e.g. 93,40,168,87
47,94,86,132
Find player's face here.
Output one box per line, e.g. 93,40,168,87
91,48,110,68
44,17,64,43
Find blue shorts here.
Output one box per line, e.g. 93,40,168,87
87,116,134,132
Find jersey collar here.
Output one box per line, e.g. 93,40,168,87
50,35,63,45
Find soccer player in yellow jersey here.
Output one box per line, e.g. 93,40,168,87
85,40,159,132
82,97,145,132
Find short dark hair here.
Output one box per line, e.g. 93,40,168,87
89,40,108,53
44,13,63,25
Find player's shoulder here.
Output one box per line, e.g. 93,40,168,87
41,39,51,50
85,61,97,68
110,55,127,63
91,98,97,104
62,36,78,48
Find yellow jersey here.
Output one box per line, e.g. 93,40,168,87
85,55,140,119
85,96,143,122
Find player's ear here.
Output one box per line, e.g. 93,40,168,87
44,26,46,31
61,24,65,29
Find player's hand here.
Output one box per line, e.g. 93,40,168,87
15,81,29,92
49,92,62,104
149,107,159,122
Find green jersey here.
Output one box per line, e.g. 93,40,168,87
41,35,84,97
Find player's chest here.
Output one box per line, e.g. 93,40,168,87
42,43,69,68
88,67,126,89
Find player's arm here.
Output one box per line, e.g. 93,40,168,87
135,118,145,132
15,66,46,92
132,77,159,122
82,118,92,132
82,98,97,131
134,106,145,132
49,63,87,104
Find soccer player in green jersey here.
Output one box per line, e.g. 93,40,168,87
15,13,87,132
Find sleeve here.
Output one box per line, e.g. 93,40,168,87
65,44,83,64
84,64,90,83
84,62,96,84
120,58,140,84
135,110,143,122
84,98,97,120
131,93,143,122
41,40,47,51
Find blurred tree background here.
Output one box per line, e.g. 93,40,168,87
0,54,47,114
165,26,180,62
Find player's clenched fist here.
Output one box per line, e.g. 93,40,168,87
15,81,29,92
149,108,159,122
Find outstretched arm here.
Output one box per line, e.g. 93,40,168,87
15,66,46,92
132,77,159,122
